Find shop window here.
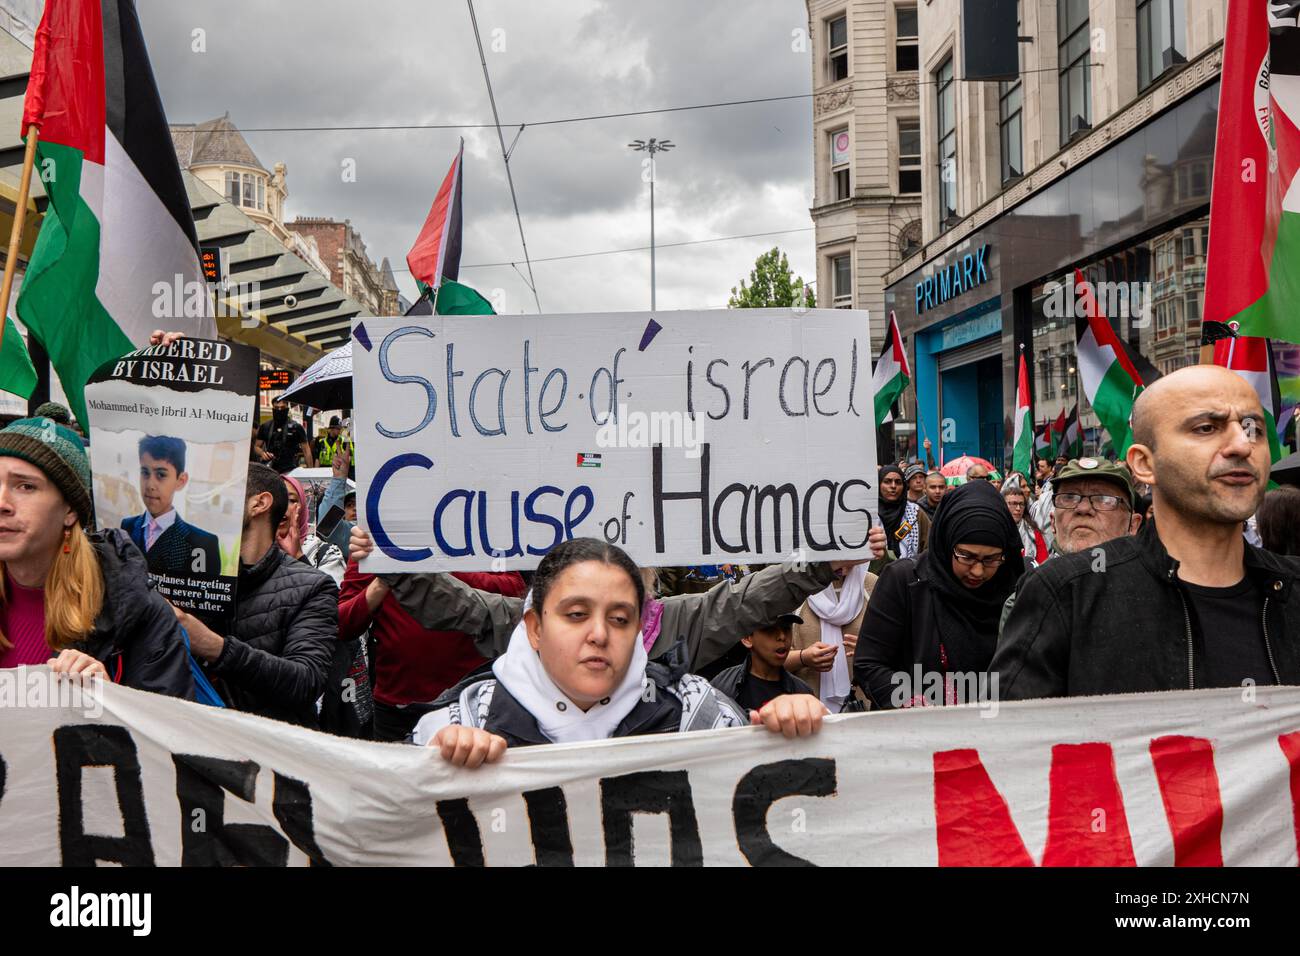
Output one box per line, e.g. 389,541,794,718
895,6,918,72
1138,0,1186,90
1058,0,1091,145
936,56,957,232
831,253,853,308
828,15,849,83
898,119,921,194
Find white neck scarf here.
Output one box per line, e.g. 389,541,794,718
492,592,649,743
805,564,868,708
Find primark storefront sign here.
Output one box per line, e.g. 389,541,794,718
914,244,991,315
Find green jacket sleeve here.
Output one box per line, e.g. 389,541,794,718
383,572,523,659
653,560,835,670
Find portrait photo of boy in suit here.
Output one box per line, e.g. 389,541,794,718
121,435,221,578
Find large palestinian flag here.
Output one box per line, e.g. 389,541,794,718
1012,351,1033,476
1074,270,1161,455
873,310,911,426
17,0,214,428
1203,0,1300,345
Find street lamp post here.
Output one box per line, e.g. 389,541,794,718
628,138,674,311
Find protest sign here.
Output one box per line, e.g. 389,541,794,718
1,673,1297,866
351,309,879,572
85,338,259,633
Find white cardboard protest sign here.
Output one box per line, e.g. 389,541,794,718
351,309,878,572
1,673,1297,866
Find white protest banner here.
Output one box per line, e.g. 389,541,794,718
350,309,878,572
1,673,1297,866
85,339,259,634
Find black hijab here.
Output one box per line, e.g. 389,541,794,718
877,464,907,543
918,480,1025,662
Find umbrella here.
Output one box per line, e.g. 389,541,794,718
1273,450,1300,487
280,341,352,410
940,455,996,486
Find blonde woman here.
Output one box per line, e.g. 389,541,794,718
0,417,194,697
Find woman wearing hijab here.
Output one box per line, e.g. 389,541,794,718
853,480,1024,709
407,538,829,766
878,464,930,560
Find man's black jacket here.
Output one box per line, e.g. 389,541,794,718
208,545,338,726
992,519,1300,699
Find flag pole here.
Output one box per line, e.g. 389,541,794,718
0,126,39,355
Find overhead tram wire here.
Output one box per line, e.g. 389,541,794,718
225,64,1099,135
466,0,541,312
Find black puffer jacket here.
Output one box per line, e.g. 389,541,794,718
75,529,195,699
207,544,338,726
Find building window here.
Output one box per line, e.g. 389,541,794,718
999,79,1023,183
898,119,921,194
827,15,849,83
830,128,852,200
895,6,918,72
1138,0,1186,90
1176,162,1210,201
1058,0,1091,144
256,176,265,211
935,56,957,232
831,253,852,308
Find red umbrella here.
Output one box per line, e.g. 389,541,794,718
941,455,996,485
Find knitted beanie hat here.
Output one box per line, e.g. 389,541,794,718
0,417,93,526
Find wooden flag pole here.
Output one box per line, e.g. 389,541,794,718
0,126,40,356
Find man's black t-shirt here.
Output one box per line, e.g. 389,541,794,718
734,674,787,712
258,419,307,474
1182,577,1275,688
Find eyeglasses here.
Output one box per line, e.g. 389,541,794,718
1054,492,1126,512
952,549,1006,569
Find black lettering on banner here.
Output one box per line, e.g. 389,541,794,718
523,787,575,867
54,725,155,866
732,758,837,867
801,479,838,552
173,754,288,866
652,442,710,555
436,798,486,866
272,772,332,867
600,770,703,867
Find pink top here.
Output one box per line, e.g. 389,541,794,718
0,576,48,668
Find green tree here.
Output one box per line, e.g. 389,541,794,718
727,247,815,309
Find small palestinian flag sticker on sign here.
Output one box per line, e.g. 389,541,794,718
576,452,602,468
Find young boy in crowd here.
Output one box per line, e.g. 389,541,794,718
121,435,220,578
710,612,815,713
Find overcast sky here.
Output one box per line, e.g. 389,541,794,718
135,0,818,315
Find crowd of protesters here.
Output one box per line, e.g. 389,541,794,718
1,359,1297,771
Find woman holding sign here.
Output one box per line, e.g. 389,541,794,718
388,537,829,765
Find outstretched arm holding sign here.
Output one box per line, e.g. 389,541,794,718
351,525,886,669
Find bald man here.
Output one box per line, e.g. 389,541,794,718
993,365,1300,699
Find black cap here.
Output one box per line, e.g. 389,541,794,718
757,612,804,631
329,415,342,428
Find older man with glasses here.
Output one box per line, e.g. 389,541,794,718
998,456,1141,634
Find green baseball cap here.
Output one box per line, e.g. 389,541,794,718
1054,457,1136,509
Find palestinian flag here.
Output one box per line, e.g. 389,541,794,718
873,310,911,426
1203,1,1300,345
16,0,214,429
1061,403,1083,458
1034,419,1051,459
1074,269,1161,455
1214,335,1284,463
1012,351,1033,476
407,138,464,294
1048,407,1067,458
